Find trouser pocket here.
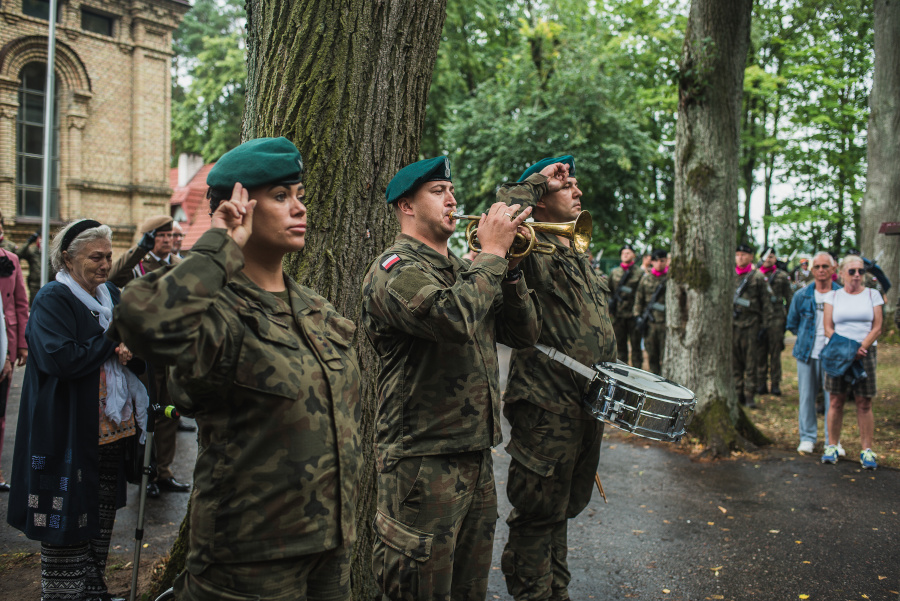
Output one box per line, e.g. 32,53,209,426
372,511,433,601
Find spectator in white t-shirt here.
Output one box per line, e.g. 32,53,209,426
821,255,883,469
786,251,839,455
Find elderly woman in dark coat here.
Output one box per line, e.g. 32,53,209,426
6,219,147,601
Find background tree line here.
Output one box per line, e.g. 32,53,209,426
172,0,880,262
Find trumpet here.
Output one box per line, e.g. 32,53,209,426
450,210,593,258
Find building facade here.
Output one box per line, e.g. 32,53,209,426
0,0,188,252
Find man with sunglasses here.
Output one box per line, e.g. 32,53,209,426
786,251,840,455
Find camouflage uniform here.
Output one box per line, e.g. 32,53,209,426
792,267,813,290
633,270,667,375
756,267,793,393
109,248,184,483
361,233,541,601
608,263,644,367
15,239,40,306
733,268,772,404
111,229,362,598
497,174,616,601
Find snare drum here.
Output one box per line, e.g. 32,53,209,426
582,363,696,442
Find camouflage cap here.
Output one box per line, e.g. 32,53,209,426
140,215,173,233
385,156,451,204
518,155,576,182
207,137,304,190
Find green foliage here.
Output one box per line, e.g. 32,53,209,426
431,1,685,256
171,0,247,163
740,0,873,256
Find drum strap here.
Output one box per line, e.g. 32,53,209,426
534,344,598,380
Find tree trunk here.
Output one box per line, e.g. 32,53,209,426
665,0,766,456
861,0,900,314
245,3,448,598
151,2,448,599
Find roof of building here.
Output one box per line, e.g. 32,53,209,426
169,163,214,251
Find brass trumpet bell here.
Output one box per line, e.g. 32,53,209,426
450,210,593,258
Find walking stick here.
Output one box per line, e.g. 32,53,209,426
129,365,180,601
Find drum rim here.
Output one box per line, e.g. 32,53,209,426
590,367,697,403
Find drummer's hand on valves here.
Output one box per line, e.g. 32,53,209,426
477,202,532,263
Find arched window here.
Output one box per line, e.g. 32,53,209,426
16,62,59,218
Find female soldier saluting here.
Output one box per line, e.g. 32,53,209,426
111,137,362,601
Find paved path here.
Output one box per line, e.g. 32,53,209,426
3,352,898,600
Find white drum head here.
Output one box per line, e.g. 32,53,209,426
594,363,695,401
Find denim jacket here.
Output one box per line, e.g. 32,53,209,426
786,281,840,363
820,333,866,383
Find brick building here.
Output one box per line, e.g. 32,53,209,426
0,0,189,253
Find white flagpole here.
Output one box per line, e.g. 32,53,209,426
39,0,58,286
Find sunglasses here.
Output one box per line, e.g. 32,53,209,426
847,268,865,276
812,264,831,270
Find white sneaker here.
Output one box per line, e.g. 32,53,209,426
797,441,814,454
837,442,846,457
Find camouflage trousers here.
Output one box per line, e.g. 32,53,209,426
644,324,666,375
174,546,350,601
733,325,758,401
755,321,786,389
373,449,498,601
501,401,603,601
613,316,643,367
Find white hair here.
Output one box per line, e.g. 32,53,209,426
50,220,113,273
812,251,835,266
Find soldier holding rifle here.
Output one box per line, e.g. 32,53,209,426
734,243,773,408
634,249,669,376
608,244,644,366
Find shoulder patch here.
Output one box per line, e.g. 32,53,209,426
381,254,401,271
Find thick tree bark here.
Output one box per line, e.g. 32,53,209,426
861,0,900,314
150,2,448,599
665,0,766,456
244,3,448,598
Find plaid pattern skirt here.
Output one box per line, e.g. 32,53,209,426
825,345,877,398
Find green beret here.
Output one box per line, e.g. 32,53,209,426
386,156,451,204
207,137,304,190
518,155,576,182
140,215,173,233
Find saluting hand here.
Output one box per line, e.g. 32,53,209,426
539,162,569,193
212,182,257,248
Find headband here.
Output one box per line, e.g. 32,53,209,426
61,220,102,253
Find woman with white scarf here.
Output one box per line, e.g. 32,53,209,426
6,219,147,601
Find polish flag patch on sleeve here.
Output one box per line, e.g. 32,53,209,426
381,254,401,271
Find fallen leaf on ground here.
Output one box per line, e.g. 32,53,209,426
710,566,723,571
769,530,780,534
718,506,727,513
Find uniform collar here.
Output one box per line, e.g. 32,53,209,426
395,233,460,270
231,271,315,317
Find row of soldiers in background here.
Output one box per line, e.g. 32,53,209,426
599,240,889,411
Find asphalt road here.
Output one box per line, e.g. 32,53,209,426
2,351,898,600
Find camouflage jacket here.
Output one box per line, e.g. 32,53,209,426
734,268,772,330
361,233,541,471
109,247,180,287
633,270,667,326
608,263,645,319
792,268,814,290
110,229,362,569
760,267,792,324
496,176,617,418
